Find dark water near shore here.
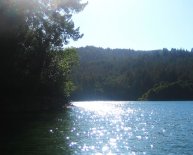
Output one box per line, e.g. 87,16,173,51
1,101,193,155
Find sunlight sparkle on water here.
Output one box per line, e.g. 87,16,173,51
19,101,193,155
66,101,165,154
72,101,133,116
67,101,137,153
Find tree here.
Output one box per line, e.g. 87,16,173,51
0,0,87,105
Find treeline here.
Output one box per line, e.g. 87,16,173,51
71,46,193,101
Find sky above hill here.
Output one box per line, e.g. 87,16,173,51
69,0,193,50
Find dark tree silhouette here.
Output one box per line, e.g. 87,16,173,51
0,0,87,109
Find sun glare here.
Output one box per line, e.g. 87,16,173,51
72,101,133,116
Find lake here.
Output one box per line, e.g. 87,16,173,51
2,101,193,155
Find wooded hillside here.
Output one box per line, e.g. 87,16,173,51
71,46,193,101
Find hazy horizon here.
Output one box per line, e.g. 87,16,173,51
72,45,192,51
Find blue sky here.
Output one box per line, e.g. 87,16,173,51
69,0,193,50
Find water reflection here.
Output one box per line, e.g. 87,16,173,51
73,101,133,116
62,101,193,154
7,101,193,154
67,101,146,154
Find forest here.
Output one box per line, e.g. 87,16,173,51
2,1,193,154
71,46,193,101
1,0,192,112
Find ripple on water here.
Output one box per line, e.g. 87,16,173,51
54,101,193,154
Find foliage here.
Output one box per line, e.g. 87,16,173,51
139,81,193,101
71,46,193,101
0,0,86,108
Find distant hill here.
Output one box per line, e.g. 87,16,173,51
71,46,193,101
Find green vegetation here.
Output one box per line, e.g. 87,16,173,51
0,0,86,110
140,81,193,100
1,0,192,109
71,46,193,101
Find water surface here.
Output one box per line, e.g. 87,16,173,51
3,101,193,155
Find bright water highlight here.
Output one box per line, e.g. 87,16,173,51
68,101,193,154
5,101,193,155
